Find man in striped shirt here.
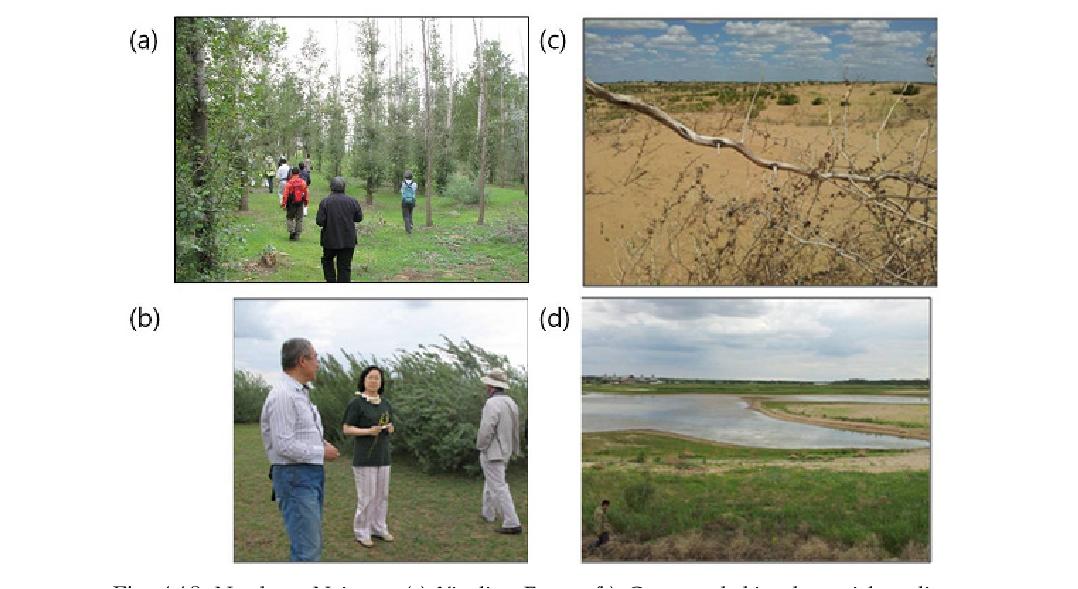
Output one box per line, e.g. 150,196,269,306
260,337,340,561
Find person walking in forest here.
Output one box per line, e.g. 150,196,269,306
400,170,418,235
276,157,290,197
282,167,309,241
315,176,363,282
265,157,276,193
476,369,523,535
299,161,312,189
343,366,396,548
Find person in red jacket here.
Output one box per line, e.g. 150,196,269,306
281,167,309,241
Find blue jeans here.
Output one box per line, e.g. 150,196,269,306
271,464,325,561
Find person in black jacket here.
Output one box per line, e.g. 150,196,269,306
315,176,363,282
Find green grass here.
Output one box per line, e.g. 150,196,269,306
225,172,528,282
234,424,527,561
583,467,927,558
763,401,929,430
583,382,929,396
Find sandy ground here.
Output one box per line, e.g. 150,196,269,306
584,82,937,285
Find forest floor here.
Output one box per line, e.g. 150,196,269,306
225,173,528,282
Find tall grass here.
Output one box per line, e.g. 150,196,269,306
583,467,928,559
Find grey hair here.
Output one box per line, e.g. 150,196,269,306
330,176,346,193
281,337,314,371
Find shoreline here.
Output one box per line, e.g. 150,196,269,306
747,398,929,441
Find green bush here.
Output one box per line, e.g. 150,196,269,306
892,84,920,96
777,93,800,106
234,370,270,423
624,479,656,512
444,172,484,205
811,96,825,106
305,337,527,475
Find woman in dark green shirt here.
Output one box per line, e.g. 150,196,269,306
342,366,395,547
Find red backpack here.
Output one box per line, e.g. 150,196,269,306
284,177,308,206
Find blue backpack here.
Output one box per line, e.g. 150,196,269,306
401,180,416,205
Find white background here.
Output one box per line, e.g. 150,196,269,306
3,1,1077,588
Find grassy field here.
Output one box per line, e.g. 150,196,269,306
225,173,528,282
582,381,929,396
582,431,928,561
234,424,527,562
761,400,930,439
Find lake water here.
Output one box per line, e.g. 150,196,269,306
582,393,929,450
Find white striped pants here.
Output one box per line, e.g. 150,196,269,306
352,465,391,541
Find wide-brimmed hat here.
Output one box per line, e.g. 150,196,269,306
480,369,510,389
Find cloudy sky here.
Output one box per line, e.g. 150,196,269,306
584,299,929,381
235,299,526,381
585,19,937,82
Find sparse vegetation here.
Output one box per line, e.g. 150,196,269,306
777,92,800,105
585,80,937,285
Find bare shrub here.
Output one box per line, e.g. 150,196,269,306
585,79,936,285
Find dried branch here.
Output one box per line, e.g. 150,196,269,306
585,78,936,190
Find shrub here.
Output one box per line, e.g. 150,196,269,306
811,97,825,106
444,172,484,205
892,84,920,96
234,370,270,423
308,337,527,475
623,479,656,512
777,93,800,105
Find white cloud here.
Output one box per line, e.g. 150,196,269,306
588,19,668,30
646,25,698,50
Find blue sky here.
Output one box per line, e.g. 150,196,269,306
583,299,930,381
585,19,937,82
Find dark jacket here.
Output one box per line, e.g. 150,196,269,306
315,191,363,249
300,169,312,187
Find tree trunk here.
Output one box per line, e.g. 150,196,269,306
189,26,214,273
473,20,487,226
422,19,434,227
446,21,454,132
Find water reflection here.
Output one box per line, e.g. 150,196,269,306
582,393,929,450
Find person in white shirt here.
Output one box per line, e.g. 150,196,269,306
276,158,291,198
476,369,523,534
260,337,340,561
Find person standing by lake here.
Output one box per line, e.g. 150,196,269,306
587,499,612,553
342,366,396,548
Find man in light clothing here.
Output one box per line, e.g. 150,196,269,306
276,157,290,197
476,369,522,534
260,337,340,561
587,499,612,553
